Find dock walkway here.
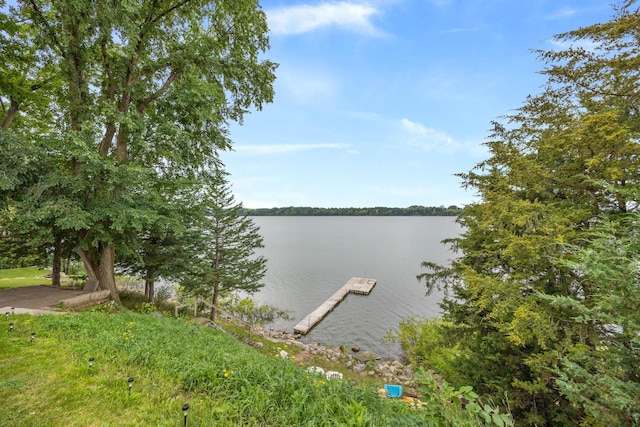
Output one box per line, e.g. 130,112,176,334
293,277,376,335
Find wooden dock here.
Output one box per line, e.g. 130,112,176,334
293,277,376,335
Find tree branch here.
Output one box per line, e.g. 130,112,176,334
148,0,194,26
28,0,67,59
0,97,20,130
137,68,180,114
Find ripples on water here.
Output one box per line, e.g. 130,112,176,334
251,216,462,360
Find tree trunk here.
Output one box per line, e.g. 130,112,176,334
75,247,98,282
51,235,62,286
145,279,155,302
209,283,219,321
1,98,20,130
95,243,120,304
76,243,121,304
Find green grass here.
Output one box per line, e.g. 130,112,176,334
0,309,502,426
0,267,52,289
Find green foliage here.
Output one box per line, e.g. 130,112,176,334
387,317,464,383
221,294,292,325
180,173,267,320
416,2,640,424
0,0,277,299
411,368,513,427
544,214,640,425
0,311,511,426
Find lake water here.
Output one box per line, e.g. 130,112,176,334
250,216,463,360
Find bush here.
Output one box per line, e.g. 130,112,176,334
221,295,292,326
388,316,464,383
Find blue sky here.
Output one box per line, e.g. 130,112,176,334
221,0,614,209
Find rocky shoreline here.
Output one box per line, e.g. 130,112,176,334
257,327,421,393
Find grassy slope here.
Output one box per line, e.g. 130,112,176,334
0,267,52,289
2,309,467,427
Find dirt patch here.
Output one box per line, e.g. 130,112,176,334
291,350,314,364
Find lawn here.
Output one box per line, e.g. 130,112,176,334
0,309,505,426
0,267,51,289
0,310,423,426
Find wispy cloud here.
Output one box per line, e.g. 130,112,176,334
235,143,350,155
267,2,384,36
399,118,460,153
439,27,475,34
546,7,578,20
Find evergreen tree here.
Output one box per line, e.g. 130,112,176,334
182,173,267,322
548,213,640,425
419,1,640,424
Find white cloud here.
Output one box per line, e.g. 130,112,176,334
267,2,383,36
399,118,460,153
547,7,578,20
235,143,350,155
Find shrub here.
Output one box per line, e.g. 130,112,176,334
388,316,464,383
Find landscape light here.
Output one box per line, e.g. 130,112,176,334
88,357,95,371
5,312,8,320
128,377,134,395
31,332,35,343
11,307,14,315
9,323,13,332
182,403,189,427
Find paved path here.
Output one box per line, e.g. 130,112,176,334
0,285,92,313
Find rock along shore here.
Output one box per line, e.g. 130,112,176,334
257,327,421,393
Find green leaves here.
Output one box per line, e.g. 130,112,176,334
418,2,640,424
1,0,277,295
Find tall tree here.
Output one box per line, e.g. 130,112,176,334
181,173,267,322
0,1,276,302
419,1,640,424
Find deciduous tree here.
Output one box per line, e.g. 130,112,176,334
0,0,276,301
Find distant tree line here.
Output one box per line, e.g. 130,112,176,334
239,205,462,216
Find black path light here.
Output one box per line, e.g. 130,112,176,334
11,307,14,315
9,323,13,332
5,312,8,320
88,357,95,372
31,332,35,343
182,403,189,427
128,377,134,396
